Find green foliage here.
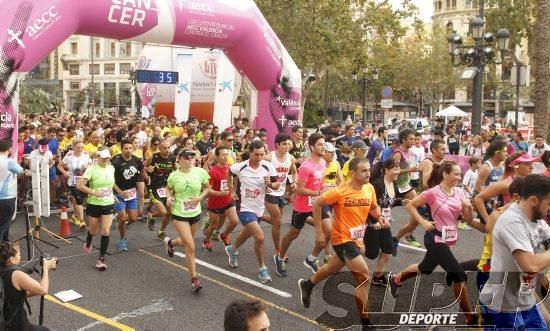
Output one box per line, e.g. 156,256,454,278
485,0,536,51
19,83,51,113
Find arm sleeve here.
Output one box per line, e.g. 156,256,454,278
8,159,23,174
229,162,240,175
421,188,436,206
322,188,340,205
495,219,534,255
462,170,472,187
82,166,93,181
297,164,310,183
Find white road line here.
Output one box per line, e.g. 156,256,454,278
173,252,292,298
78,299,173,330
398,243,427,253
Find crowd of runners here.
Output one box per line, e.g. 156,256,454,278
1,111,550,329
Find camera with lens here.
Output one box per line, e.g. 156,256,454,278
40,254,58,270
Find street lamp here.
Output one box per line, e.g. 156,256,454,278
353,68,379,124
447,2,511,134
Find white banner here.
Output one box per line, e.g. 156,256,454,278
213,52,236,130
40,157,50,217
174,53,193,123
31,157,42,217
381,99,393,109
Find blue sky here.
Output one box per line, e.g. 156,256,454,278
389,0,433,22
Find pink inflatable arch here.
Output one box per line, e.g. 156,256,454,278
0,0,302,149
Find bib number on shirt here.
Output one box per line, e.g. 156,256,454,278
123,188,137,201
308,195,319,207
349,225,367,240
157,188,167,198
441,225,458,242
518,273,537,296
382,207,393,223
220,179,229,192
183,200,199,212
98,188,112,198
448,138,457,144
398,184,412,193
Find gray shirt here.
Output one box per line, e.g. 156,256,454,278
480,203,550,312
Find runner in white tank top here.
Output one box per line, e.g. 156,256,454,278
263,134,297,258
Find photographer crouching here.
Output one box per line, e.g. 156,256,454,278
0,242,56,330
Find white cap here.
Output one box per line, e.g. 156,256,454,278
324,142,336,152
98,149,111,159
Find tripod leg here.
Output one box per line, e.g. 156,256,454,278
40,226,72,244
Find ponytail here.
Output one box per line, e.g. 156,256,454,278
427,160,457,188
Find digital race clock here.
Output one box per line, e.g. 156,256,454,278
136,70,179,84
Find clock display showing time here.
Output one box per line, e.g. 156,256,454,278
136,70,179,84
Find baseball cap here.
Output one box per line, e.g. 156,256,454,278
38,138,49,145
99,149,111,159
350,140,367,150
509,153,540,166
324,142,336,153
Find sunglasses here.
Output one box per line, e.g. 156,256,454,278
325,172,337,180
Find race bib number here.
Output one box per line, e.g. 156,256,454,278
98,188,112,198
220,179,229,192
441,225,458,242
398,184,412,193
382,207,393,223
448,138,457,144
518,273,536,296
123,188,137,201
157,188,167,198
349,225,367,240
308,195,319,207
183,200,199,212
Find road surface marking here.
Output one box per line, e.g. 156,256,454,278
139,249,320,327
45,295,135,331
78,299,173,330
173,251,292,298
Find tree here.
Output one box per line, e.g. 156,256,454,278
533,0,549,140
18,83,51,113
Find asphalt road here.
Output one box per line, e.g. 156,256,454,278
8,204,548,330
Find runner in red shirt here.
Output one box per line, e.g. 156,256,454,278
203,146,238,251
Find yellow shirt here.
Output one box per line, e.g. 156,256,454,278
169,125,182,138
59,137,74,150
133,149,143,160
160,127,171,138
110,144,122,157
342,159,352,182
84,143,101,155
323,160,341,189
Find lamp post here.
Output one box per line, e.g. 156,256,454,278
352,68,379,124
447,0,510,134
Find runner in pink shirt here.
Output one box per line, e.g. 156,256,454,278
274,133,329,277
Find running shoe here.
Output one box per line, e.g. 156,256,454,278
372,275,388,286
211,229,221,242
323,254,332,265
118,238,128,252
157,230,166,241
71,215,81,225
457,222,472,231
274,251,289,262
79,220,87,230
225,245,238,268
298,279,313,308
303,257,320,274
404,235,422,248
83,242,92,254
391,237,399,257
163,237,174,258
96,258,107,271
388,273,400,298
273,254,287,277
220,233,231,246
258,267,272,284
147,213,155,231
191,277,203,293
202,239,213,252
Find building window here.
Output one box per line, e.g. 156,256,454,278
69,64,79,75
70,42,78,55
110,42,116,57
446,0,450,8
120,42,131,57
89,64,100,75
120,63,131,74
104,63,115,75
437,1,442,10
451,0,456,8
95,43,100,58
465,0,472,8
70,82,80,90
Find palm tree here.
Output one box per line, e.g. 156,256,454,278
533,0,549,140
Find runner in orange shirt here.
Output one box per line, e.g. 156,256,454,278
298,157,386,329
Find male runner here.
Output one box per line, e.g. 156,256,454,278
275,133,330,277
144,140,176,240
112,139,146,251
289,126,307,168
203,146,239,251
298,157,385,330
263,133,297,258
391,129,422,248
224,140,280,283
